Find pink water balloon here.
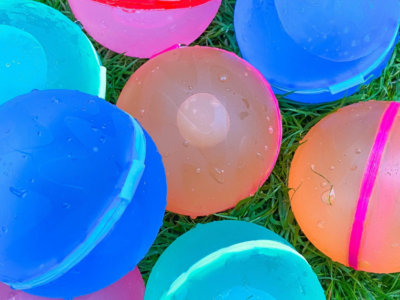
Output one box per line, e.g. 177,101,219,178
68,0,221,58
0,268,144,300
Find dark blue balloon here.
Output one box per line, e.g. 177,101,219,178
234,0,400,103
0,90,166,298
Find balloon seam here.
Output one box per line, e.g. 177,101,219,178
90,0,212,10
348,101,400,269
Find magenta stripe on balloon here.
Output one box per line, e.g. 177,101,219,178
348,101,400,269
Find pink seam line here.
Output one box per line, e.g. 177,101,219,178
149,44,182,59
348,101,400,269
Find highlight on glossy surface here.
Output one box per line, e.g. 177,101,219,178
289,100,400,273
0,90,167,298
234,0,400,103
117,46,282,218
145,221,325,300
0,0,105,105
68,0,221,58
0,267,145,300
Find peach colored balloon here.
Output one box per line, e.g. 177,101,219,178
118,46,282,218
289,100,400,273
0,268,144,300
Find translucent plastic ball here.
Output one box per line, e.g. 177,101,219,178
145,221,325,300
117,46,282,218
234,0,400,103
68,0,221,58
0,267,145,300
0,90,167,298
289,100,400,273
0,0,106,105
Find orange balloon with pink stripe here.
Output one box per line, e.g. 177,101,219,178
290,100,400,273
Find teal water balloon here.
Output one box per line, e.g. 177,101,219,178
0,0,105,105
145,221,325,300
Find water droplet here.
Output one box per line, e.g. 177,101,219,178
359,260,370,269
264,145,269,151
30,179,34,183
37,132,42,137
67,138,72,142
93,147,99,152
140,110,145,117
183,141,189,147
188,86,193,90
92,126,98,132
241,98,250,108
74,20,84,29
195,168,201,174
62,203,71,209
209,167,225,184
329,166,335,170
317,221,325,228
244,72,248,76
2,227,8,233
355,148,362,154
392,243,398,248
321,189,335,205
191,188,195,192
5,63,10,67
10,187,27,198
256,153,264,160
219,75,228,82
364,35,371,42
238,111,248,120
268,126,274,134
164,152,170,157
350,164,357,171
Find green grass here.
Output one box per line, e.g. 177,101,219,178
35,0,400,299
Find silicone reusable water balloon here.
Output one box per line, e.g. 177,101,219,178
234,0,400,103
117,46,282,218
68,0,221,58
0,267,145,300
0,90,166,298
0,0,106,105
290,100,400,273
145,221,325,300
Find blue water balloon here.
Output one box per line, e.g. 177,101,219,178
145,221,325,300
234,0,400,103
0,90,167,299
0,0,105,105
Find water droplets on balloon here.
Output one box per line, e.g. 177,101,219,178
268,126,274,134
321,188,335,205
219,75,229,82
317,221,325,228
